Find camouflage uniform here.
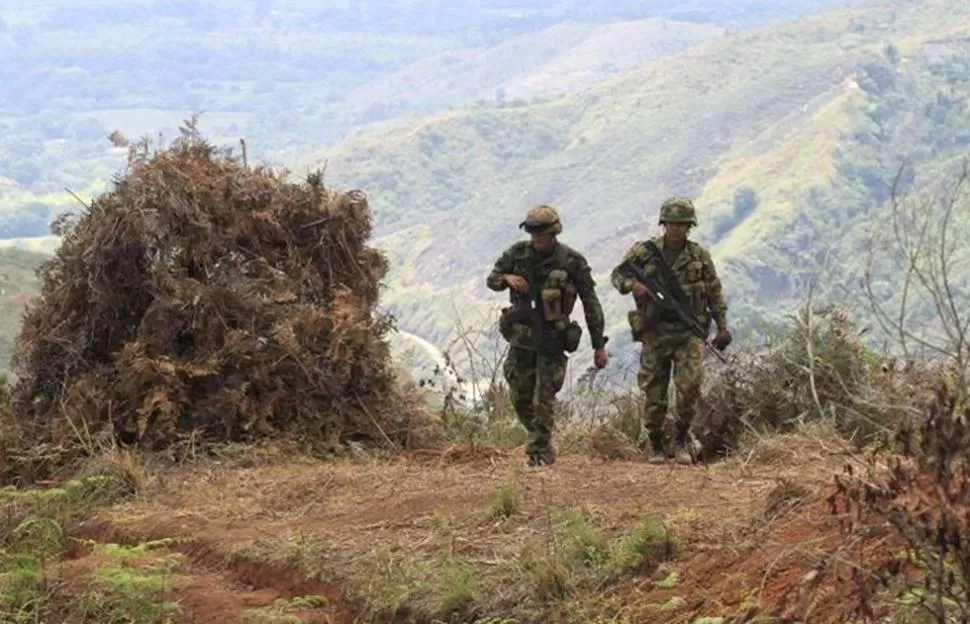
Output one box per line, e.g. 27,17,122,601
611,197,728,464
487,205,607,466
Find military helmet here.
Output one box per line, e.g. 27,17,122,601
659,196,697,226
519,204,562,235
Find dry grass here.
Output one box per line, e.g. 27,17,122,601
61,428,853,623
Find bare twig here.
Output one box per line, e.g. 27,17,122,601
64,187,92,211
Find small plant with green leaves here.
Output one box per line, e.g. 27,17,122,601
0,470,142,624
76,541,184,624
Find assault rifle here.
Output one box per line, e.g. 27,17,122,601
503,263,545,356
503,261,546,410
617,259,729,364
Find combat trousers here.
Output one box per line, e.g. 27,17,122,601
503,346,568,462
637,330,703,454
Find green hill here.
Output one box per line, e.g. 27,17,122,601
0,0,850,242
0,246,47,372
301,0,970,373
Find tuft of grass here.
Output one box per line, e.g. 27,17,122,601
487,478,520,520
362,551,482,621
515,508,680,612
609,518,677,575
243,595,331,623
558,508,611,570
9,515,65,561
244,610,305,624
661,596,687,611
656,570,680,589
0,553,49,622
431,506,452,532
436,557,480,615
521,552,572,601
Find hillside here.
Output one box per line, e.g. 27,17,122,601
0,0,846,245
347,19,726,111
0,246,46,372
304,0,970,373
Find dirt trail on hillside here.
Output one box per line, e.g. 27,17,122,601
70,437,861,623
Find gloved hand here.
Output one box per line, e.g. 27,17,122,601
713,328,732,351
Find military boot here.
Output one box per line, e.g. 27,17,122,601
645,448,667,464
644,433,666,465
672,446,693,465
527,446,556,467
673,426,694,465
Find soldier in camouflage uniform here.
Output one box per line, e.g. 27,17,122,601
611,197,731,465
487,205,609,466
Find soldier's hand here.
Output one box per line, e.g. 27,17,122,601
632,282,651,298
594,348,608,369
713,328,732,351
505,274,529,292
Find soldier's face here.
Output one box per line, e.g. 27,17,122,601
530,232,556,253
664,222,689,243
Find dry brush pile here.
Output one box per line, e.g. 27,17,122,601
2,124,427,481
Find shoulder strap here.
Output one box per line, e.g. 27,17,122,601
643,240,691,308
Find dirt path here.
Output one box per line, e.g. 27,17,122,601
71,435,858,623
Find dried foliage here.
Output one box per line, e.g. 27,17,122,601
822,161,970,623
695,304,891,460
6,121,424,480
830,380,970,623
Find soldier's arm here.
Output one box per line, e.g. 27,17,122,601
572,256,608,350
700,248,728,329
486,247,516,291
610,243,647,295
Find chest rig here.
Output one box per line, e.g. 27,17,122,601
500,244,583,353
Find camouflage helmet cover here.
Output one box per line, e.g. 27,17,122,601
519,204,562,235
659,196,697,226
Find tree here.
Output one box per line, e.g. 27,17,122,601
864,159,970,386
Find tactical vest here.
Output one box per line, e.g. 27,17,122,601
499,244,583,353
629,239,712,340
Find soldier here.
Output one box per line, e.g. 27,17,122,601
487,205,609,467
611,197,731,465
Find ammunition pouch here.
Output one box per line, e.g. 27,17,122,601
499,266,581,353
499,306,527,344
627,309,645,343
541,287,563,323
563,320,582,353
